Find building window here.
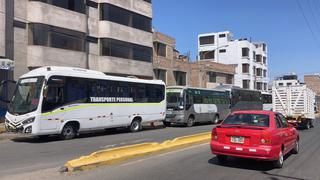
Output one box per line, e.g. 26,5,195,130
278,83,284,86
143,0,152,3
253,66,256,76
154,69,166,83
253,51,256,60
208,72,216,83
263,56,267,64
199,51,214,60
243,80,250,89
100,3,152,32
30,0,86,14
173,71,186,86
199,35,214,45
256,54,262,63
29,23,85,52
242,64,250,74
256,82,262,90
263,70,267,77
256,68,262,77
101,38,152,62
219,34,226,38
226,74,233,84
242,48,249,57
219,49,226,53
264,83,268,91
263,43,266,52
153,42,166,57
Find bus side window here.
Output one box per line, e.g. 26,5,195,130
65,77,88,104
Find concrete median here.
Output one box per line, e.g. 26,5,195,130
64,132,211,172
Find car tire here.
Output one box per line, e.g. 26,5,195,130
273,150,284,168
216,155,228,164
130,119,142,133
59,124,77,140
163,121,171,127
291,140,299,154
186,116,194,127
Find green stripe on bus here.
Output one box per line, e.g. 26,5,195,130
41,102,165,117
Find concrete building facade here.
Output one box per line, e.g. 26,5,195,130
153,32,235,88
197,31,269,91
0,0,154,80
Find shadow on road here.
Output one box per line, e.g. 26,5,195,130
208,156,275,171
207,154,306,180
10,125,166,143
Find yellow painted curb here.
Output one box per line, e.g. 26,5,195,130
64,132,211,172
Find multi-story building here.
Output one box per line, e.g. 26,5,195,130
0,0,153,120
197,31,269,91
0,0,154,80
153,32,235,88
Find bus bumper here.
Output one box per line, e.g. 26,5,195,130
165,113,185,124
5,119,33,134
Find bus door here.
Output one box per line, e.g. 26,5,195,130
41,77,66,130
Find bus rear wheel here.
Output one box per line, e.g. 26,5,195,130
130,119,142,132
212,115,220,124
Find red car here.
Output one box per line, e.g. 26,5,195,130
211,110,299,168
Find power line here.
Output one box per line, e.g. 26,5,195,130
296,0,320,48
306,0,320,32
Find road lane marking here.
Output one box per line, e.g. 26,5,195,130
118,143,209,167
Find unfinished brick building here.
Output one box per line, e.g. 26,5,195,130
153,32,235,88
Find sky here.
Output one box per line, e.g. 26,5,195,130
152,0,320,81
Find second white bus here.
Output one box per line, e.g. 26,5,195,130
2,66,166,140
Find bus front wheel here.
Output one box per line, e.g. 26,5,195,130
59,123,77,140
186,116,194,127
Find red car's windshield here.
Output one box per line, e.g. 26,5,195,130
222,114,270,127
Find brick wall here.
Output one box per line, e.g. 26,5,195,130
304,75,320,112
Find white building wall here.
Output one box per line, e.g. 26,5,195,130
198,31,269,91
0,0,5,57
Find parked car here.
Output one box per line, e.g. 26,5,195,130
211,110,299,168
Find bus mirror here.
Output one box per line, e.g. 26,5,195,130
0,80,16,103
43,85,48,99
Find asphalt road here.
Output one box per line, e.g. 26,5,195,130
0,123,214,177
59,119,319,180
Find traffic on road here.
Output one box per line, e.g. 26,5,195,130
0,67,318,180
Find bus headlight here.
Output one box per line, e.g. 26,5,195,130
22,117,35,125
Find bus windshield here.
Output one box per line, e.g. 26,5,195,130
8,77,44,115
166,89,183,107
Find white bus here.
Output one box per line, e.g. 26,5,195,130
1,66,166,140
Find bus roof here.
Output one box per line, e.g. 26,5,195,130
20,66,165,85
166,86,226,92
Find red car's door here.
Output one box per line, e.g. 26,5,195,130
275,114,291,154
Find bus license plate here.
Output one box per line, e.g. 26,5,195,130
231,136,244,144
